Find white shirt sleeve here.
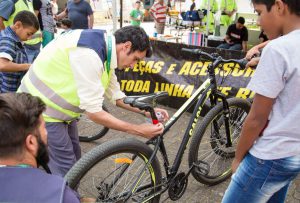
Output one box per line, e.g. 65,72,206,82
247,42,286,99
69,47,126,113
0,52,13,61
104,68,126,104
69,47,105,113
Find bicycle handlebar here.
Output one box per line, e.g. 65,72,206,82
181,48,249,70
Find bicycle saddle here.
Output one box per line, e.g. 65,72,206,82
123,92,168,110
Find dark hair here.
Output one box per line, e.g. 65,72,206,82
61,18,72,28
114,26,152,57
251,0,300,15
13,10,40,30
237,16,245,24
0,93,46,158
135,1,141,3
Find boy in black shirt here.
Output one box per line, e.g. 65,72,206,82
217,17,248,52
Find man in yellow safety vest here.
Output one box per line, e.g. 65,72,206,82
18,26,169,177
220,0,237,27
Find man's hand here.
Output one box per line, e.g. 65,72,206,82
246,57,260,68
136,123,164,139
155,108,169,122
246,46,260,60
231,158,241,173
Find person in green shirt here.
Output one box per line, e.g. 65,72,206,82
130,1,144,26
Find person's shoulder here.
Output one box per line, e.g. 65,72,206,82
269,31,300,49
227,24,235,30
0,28,17,42
0,0,14,6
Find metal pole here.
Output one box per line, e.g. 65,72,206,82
120,0,123,28
205,0,211,46
112,0,117,31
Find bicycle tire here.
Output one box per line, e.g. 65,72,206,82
65,138,162,202
188,98,251,186
78,105,109,142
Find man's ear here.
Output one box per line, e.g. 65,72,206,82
275,0,286,15
25,134,38,155
14,21,23,29
123,41,132,51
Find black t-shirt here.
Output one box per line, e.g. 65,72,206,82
32,0,43,30
226,24,248,44
259,31,268,42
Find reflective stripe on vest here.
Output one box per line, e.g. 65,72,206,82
19,30,111,122
3,0,42,44
28,69,83,113
19,82,76,121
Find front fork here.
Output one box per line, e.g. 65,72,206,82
210,92,233,147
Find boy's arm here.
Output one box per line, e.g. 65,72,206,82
0,58,30,72
55,8,67,20
242,41,247,52
0,17,5,30
232,94,274,172
88,14,94,29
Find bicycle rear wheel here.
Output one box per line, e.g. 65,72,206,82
65,138,162,202
188,98,251,185
78,105,109,142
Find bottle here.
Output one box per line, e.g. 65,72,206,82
145,112,164,123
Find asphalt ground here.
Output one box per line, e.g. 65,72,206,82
77,101,300,203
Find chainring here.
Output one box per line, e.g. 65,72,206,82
168,172,188,201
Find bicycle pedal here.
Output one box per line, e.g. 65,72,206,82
194,160,210,176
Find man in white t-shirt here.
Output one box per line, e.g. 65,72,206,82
222,0,300,202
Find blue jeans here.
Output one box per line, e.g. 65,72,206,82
217,43,242,51
222,153,300,203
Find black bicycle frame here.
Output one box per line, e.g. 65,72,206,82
153,62,232,179
114,59,237,201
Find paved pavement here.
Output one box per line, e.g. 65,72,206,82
78,102,300,203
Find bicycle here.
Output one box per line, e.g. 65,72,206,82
65,49,252,202
77,105,109,142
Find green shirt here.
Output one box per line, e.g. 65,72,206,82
130,9,143,26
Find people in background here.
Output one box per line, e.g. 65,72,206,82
0,93,80,203
0,11,39,93
150,0,168,34
200,0,218,34
259,30,268,43
33,0,56,47
222,0,300,202
18,26,168,178
61,18,72,33
0,0,43,63
217,16,248,52
130,1,144,26
220,0,237,26
56,0,94,29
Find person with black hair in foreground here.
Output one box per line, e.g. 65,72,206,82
0,93,80,203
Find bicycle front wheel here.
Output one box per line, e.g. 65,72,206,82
78,105,109,142
65,138,162,202
188,98,251,185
